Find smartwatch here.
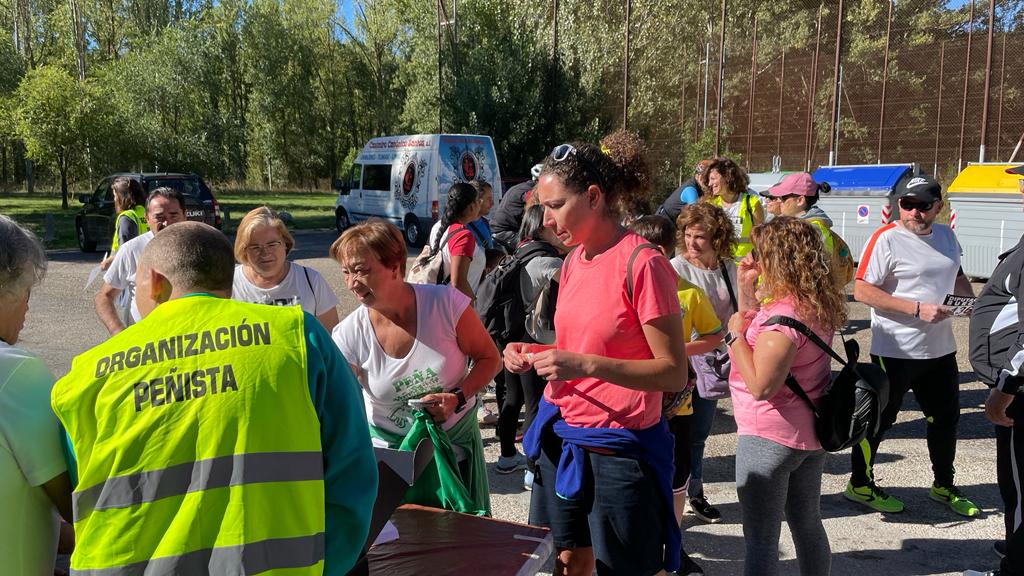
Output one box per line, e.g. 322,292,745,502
723,331,739,347
451,387,467,412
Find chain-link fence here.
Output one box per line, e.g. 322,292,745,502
675,0,1024,186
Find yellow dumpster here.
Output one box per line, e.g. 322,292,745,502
948,163,1023,279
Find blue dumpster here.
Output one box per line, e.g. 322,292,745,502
810,164,919,260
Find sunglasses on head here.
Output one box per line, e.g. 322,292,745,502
550,143,608,193
898,197,935,212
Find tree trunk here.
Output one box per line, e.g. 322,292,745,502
68,0,87,79
60,157,69,209
25,158,34,195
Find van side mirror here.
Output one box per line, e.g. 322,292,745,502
78,194,92,204
332,178,351,195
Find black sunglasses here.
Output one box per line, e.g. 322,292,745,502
551,144,609,193
763,193,800,202
898,197,936,212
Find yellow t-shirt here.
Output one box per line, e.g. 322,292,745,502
675,277,722,416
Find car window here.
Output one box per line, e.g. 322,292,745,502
95,179,112,204
145,178,203,199
361,164,390,192
350,164,362,189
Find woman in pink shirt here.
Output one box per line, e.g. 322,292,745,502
725,216,848,576
505,131,688,576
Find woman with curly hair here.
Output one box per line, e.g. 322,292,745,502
670,202,738,524
504,130,687,575
704,157,764,259
725,216,847,576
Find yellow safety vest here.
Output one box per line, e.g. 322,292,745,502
708,193,762,259
110,206,149,252
52,295,325,576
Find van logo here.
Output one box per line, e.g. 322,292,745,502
186,210,204,218
394,153,427,210
460,151,477,180
402,162,416,195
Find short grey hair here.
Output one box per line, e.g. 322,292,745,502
0,214,47,303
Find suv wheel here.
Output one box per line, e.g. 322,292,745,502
335,207,351,234
404,214,424,246
77,220,97,253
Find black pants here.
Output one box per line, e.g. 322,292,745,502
850,353,960,488
498,367,546,458
668,415,693,491
998,397,1024,575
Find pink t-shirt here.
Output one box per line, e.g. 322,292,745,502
729,297,833,451
545,232,682,429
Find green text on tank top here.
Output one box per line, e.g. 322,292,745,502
711,194,759,258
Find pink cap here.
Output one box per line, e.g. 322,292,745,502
764,172,819,197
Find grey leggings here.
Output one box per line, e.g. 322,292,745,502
736,435,831,576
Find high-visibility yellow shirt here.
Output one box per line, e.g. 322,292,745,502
52,296,328,575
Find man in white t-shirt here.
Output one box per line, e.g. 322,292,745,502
845,175,978,518
94,188,186,335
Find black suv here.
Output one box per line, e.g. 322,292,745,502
75,173,222,252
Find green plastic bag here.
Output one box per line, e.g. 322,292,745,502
370,406,491,516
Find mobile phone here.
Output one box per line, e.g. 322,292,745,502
408,398,441,409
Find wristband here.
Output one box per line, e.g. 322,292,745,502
724,331,739,347
914,301,921,319
451,387,467,412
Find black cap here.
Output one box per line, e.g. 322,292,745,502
1007,165,1024,175
895,176,942,201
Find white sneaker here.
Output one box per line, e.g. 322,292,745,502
523,469,535,491
496,452,526,474
478,407,498,426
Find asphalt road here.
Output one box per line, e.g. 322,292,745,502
22,229,1002,576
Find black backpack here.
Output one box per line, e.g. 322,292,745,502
763,316,890,452
474,241,558,345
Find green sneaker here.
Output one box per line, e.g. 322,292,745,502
843,481,905,513
930,484,979,517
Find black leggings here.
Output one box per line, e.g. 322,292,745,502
850,353,960,488
998,397,1024,575
498,367,546,458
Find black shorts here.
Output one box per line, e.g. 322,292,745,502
528,427,666,575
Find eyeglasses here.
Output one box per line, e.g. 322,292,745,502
764,194,799,203
898,198,935,212
245,241,283,255
550,144,609,193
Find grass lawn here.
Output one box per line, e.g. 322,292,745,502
0,189,339,250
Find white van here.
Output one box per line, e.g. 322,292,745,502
333,134,502,246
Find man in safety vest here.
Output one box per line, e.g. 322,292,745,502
54,222,377,576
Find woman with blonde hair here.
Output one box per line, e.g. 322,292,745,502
231,206,340,330
725,216,847,576
670,201,737,524
330,219,499,515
